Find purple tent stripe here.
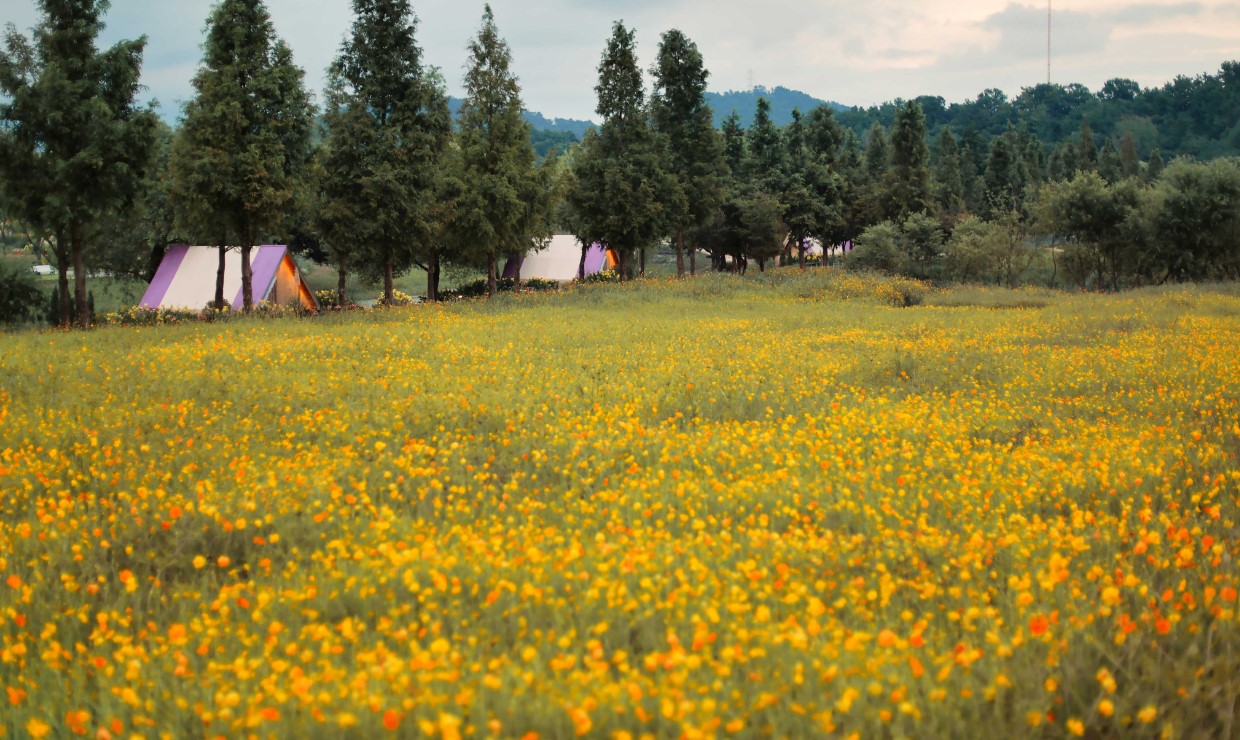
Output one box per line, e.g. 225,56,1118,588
582,243,606,274
231,246,285,310
140,244,189,308
501,257,521,280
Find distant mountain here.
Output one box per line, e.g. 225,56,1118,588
707,86,848,128
447,97,595,139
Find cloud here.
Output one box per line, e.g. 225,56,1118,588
2,0,1238,120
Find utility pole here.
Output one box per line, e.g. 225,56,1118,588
1047,0,1052,84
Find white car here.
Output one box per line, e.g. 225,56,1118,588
30,264,54,276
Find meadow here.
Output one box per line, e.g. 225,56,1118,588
1,270,1238,738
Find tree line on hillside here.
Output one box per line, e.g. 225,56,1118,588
837,65,1240,162
2,0,1239,330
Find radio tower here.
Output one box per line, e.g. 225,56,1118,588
1047,0,1052,84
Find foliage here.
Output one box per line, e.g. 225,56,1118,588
444,276,559,299
567,23,674,281
169,0,314,312
847,221,905,273
0,259,43,326
375,289,417,307
315,0,443,306
455,5,553,297
837,62,1240,161
884,101,933,220
0,0,159,328
651,29,725,277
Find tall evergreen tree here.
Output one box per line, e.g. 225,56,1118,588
885,101,933,220
863,122,889,184
746,97,783,186
720,111,746,176
983,129,1029,217
457,5,550,297
0,0,158,327
317,0,447,304
1076,119,1098,172
651,29,724,277
1146,148,1165,181
932,128,966,218
171,0,313,312
1098,138,1122,183
1119,132,1141,180
567,22,671,281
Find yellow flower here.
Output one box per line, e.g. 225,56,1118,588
1139,706,1158,724
26,718,51,738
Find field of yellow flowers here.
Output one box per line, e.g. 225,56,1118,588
2,270,1238,739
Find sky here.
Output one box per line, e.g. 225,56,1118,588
4,0,1239,123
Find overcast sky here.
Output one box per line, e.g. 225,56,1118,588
5,0,1239,122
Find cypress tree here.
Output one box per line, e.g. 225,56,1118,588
1119,133,1141,180
983,130,1029,217
171,0,313,312
1147,148,1165,181
864,122,888,185
1098,138,1122,183
316,0,448,304
0,0,158,327
885,101,933,220
933,128,966,217
1076,120,1098,172
720,111,746,176
567,22,672,281
457,5,550,297
745,97,783,186
651,29,725,277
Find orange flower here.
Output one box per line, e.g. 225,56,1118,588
382,710,401,731
1154,618,1171,635
5,575,21,589
1029,615,1049,636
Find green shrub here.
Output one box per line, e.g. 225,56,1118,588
578,269,620,285
375,290,418,307
0,260,43,326
845,222,905,273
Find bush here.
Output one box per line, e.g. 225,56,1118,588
314,289,359,310
101,305,201,327
577,269,620,285
375,290,417,307
440,276,561,300
0,260,45,326
846,222,905,273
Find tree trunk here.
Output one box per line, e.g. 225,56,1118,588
336,252,348,306
240,244,254,312
689,244,696,275
426,247,439,302
675,228,685,278
487,253,497,298
73,242,89,329
55,235,70,328
799,237,807,269
616,249,627,282
384,260,394,304
216,244,227,310
578,243,587,280
757,256,766,272
639,247,646,278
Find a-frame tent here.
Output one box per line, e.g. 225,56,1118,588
501,234,617,282
140,245,318,312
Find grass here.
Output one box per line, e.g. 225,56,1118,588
1,269,1238,738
